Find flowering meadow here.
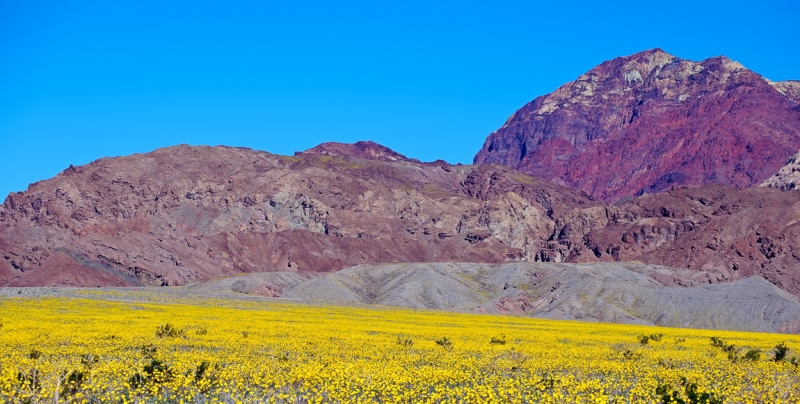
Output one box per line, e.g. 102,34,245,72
0,290,798,403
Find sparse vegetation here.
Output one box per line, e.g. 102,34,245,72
709,337,740,362
638,333,664,345
743,348,761,362
155,323,185,338
656,377,724,404
490,335,506,345
396,336,413,348
434,336,453,351
773,343,789,362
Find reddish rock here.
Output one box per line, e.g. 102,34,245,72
577,185,800,297
6,250,136,287
474,49,800,202
0,143,600,287
298,141,414,163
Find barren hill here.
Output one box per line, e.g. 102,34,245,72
191,262,800,334
3,143,800,302
474,49,800,202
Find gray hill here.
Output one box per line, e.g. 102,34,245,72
195,262,800,334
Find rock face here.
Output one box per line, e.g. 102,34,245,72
761,150,800,190
578,185,800,298
0,144,606,287
474,49,800,202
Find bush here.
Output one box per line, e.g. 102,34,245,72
709,337,739,362
773,343,789,362
434,337,453,351
637,335,650,345
490,335,507,345
656,377,724,404
396,336,413,348
140,344,157,359
28,349,42,360
128,359,173,390
743,349,761,362
650,333,664,342
622,349,641,361
155,323,185,338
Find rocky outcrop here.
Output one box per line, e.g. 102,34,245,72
769,80,800,104
576,185,800,298
760,150,800,190
474,49,800,202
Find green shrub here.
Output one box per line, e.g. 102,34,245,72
622,349,641,361
773,343,789,362
490,335,507,345
396,336,413,348
743,349,761,362
656,377,724,404
155,323,185,338
434,337,453,351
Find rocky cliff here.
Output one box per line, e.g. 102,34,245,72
474,49,800,202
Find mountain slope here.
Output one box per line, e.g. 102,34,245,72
0,144,606,286
474,49,800,202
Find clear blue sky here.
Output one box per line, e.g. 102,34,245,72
1,0,798,198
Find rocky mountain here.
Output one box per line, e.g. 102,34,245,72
474,49,800,202
0,143,607,287
189,262,800,334
3,142,800,305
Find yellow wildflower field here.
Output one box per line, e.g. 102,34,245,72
0,290,799,403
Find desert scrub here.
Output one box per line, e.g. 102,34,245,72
0,294,798,403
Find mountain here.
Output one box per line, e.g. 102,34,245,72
0,144,607,287
474,49,800,202
3,142,800,305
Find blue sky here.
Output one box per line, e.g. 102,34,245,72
1,0,798,197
